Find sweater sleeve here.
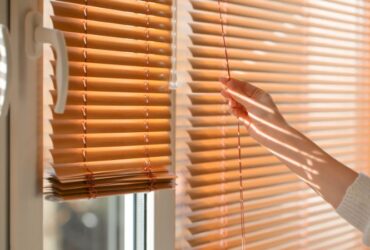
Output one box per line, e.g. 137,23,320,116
336,173,370,246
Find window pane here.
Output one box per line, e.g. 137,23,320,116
44,198,112,250
134,193,148,250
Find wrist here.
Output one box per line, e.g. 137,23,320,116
254,122,306,155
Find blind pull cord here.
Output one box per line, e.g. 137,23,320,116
220,112,228,248
82,0,97,199
217,0,246,248
144,0,156,191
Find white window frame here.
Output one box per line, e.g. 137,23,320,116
3,0,44,250
0,2,10,250
0,0,177,249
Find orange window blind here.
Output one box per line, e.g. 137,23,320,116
180,0,370,249
44,0,175,200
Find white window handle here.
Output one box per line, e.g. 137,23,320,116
25,11,68,114
0,24,11,118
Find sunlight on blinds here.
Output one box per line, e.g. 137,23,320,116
176,0,370,249
44,0,175,200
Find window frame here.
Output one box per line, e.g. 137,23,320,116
0,0,10,249
5,0,44,249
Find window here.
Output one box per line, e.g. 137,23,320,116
43,0,174,200
42,0,174,249
3,0,370,249
176,0,370,249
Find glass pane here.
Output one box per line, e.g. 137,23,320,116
43,194,149,250
135,193,147,250
44,198,112,250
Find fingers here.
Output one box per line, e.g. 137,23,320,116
221,87,247,108
223,92,252,128
228,97,242,109
221,78,275,114
228,104,251,128
222,89,244,110
221,89,231,99
219,77,262,98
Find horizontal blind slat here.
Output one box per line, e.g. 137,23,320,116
63,32,172,55
52,105,171,119
51,119,171,134
63,77,170,93
51,131,170,148
51,90,171,106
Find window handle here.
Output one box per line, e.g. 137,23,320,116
25,11,68,114
0,24,11,118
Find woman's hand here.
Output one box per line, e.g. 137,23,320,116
220,77,293,144
220,77,358,209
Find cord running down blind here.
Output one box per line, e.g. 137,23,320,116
185,0,369,249
45,0,175,200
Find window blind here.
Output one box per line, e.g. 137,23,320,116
183,0,369,249
45,0,175,200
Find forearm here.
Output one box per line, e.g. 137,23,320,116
255,123,358,208
220,78,359,208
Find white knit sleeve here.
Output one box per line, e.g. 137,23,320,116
336,173,370,246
